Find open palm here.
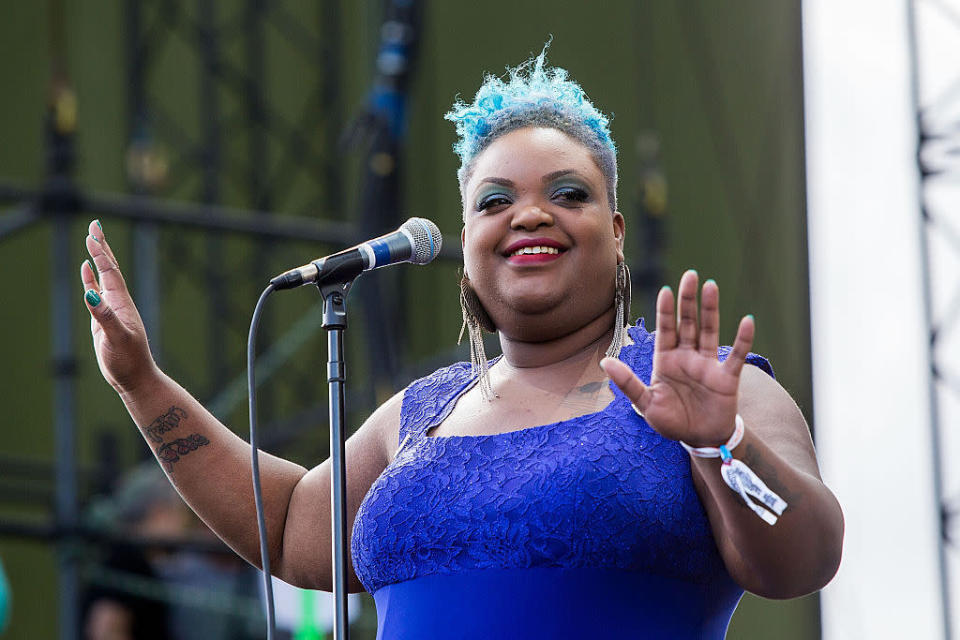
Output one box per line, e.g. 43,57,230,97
602,270,754,448
80,220,158,394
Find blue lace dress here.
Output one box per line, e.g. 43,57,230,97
352,320,774,639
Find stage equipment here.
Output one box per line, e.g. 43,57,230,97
270,218,441,290
343,0,423,396
0,2,437,637
250,220,441,640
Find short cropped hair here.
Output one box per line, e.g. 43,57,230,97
445,47,618,212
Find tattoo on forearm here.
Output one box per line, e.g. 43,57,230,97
735,443,802,510
157,434,210,471
144,407,188,443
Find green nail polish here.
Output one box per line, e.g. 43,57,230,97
94,219,103,233
83,259,92,271
746,314,755,323
85,289,101,307
705,278,716,286
88,234,101,244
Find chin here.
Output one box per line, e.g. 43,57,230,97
490,299,599,343
493,289,563,318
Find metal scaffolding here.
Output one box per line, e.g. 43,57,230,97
0,1,438,637
908,0,960,637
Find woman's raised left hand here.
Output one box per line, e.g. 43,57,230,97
601,270,754,448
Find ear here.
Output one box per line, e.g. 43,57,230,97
612,212,626,263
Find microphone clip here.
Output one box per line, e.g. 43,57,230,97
318,278,352,330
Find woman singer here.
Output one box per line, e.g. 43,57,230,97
80,51,843,638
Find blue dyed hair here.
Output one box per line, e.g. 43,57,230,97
445,47,618,211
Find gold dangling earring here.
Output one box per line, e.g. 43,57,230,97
605,262,631,359
459,273,497,401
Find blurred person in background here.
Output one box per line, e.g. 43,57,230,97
77,47,843,638
82,467,175,640
83,466,262,639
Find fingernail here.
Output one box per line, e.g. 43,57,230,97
705,278,716,286
94,219,103,234
746,314,755,324
83,259,92,271
88,234,101,245
688,269,698,276
85,289,101,307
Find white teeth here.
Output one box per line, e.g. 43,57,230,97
510,246,560,256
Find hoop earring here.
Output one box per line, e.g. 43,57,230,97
605,262,632,359
459,273,496,401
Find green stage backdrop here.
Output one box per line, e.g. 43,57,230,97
0,1,815,638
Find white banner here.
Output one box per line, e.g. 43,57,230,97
802,1,946,638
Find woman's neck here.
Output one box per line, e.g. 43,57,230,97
494,308,621,388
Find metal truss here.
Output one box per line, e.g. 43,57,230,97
123,0,347,405
909,0,960,637
0,1,433,637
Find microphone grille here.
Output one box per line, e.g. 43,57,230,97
402,218,443,265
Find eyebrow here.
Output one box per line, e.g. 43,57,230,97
541,169,580,183
474,169,583,190
475,177,515,188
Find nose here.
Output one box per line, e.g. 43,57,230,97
510,204,554,231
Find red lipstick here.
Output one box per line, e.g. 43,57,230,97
502,237,567,265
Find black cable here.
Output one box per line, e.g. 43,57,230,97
248,283,277,640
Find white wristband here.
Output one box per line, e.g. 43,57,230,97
680,414,745,459
680,415,788,526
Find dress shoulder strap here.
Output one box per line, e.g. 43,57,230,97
398,361,474,446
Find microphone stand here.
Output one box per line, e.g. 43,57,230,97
317,276,356,640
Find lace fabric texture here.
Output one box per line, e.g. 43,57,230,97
351,319,774,596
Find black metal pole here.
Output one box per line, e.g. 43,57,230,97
45,69,81,640
126,0,162,362
52,213,79,640
45,1,81,632
320,284,350,640
246,0,275,419
198,0,227,394
633,132,667,319
347,0,421,395
320,0,343,211
1,180,463,260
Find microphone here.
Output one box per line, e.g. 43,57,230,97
270,217,442,290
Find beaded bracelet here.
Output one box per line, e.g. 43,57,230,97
681,415,788,526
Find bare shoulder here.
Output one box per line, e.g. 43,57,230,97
737,364,821,479
356,387,404,466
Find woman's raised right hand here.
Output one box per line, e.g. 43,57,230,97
80,219,160,395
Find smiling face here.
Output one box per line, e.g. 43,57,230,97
462,126,625,341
